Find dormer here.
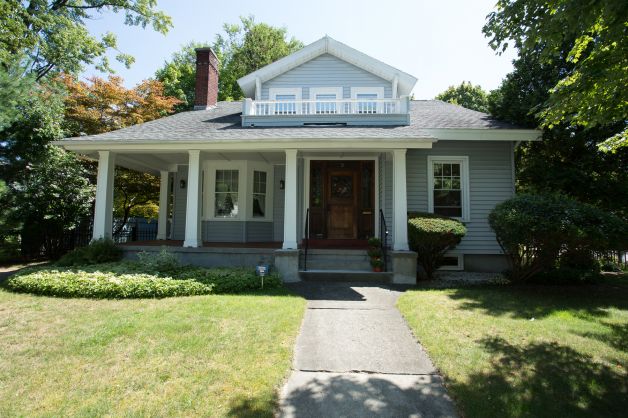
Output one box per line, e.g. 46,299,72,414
236,36,417,127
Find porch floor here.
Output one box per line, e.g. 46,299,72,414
119,240,282,249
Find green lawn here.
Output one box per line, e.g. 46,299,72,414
397,277,628,418
0,287,306,417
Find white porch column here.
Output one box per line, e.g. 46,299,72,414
283,149,298,249
183,150,202,247
93,151,115,241
392,149,409,251
157,170,170,240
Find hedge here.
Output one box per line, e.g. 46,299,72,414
4,261,282,299
407,212,467,279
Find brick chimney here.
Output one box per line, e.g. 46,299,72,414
194,47,219,110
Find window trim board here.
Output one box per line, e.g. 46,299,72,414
427,155,470,222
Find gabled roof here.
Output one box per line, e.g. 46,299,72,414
237,35,418,98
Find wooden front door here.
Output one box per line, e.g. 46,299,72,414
308,160,375,240
326,168,357,239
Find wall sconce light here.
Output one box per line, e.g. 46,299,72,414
279,180,285,190
179,179,186,189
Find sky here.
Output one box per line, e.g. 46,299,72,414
83,0,517,99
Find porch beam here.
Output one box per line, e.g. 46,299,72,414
183,150,202,247
93,151,115,241
283,149,298,249
157,170,169,240
392,149,409,251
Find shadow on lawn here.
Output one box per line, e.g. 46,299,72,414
443,280,628,320
449,336,628,418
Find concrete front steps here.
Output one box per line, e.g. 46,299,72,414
299,249,392,283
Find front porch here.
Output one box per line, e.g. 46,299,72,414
84,145,428,283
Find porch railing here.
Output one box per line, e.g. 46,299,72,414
303,208,310,271
243,98,408,116
379,209,389,272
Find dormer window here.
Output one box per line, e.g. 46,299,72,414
270,88,302,115
351,87,385,114
310,87,343,115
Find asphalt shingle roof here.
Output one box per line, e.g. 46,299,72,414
62,100,524,142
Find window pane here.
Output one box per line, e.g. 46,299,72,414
431,161,464,218
215,193,239,217
215,170,239,217
315,93,337,114
434,206,462,217
253,195,265,217
253,171,266,194
274,94,297,115
356,93,378,114
434,190,461,206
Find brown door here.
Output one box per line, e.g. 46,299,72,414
326,168,358,239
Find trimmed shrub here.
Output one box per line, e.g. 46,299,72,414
489,194,628,282
3,262,282,299
407,213,467,279
136,249,180,274
57,239,122,266
4,268,213,299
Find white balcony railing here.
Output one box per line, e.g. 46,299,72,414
242,98,409,117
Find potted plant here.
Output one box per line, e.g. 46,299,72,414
367,237,384,272
370,257,384,272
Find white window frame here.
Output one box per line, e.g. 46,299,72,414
204,160,274,222
350,87,385,114
269,87,302,115
427,155,470,222
246,162,274,222
309,87,343,115
438,253,464,271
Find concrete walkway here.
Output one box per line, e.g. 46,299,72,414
280,282,458,418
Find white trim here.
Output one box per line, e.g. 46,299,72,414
157,170,170,240
424,128,541,142
202,160,274,222
283,150,299,249
392,149,409,251
183,150,202,247
438,253,464,271
309,87,343,100
350,87,385,99
237,35,417,98
269,87,302,101
57,139,437,153
93,151,115,240
302,155,380,240
427,155,471,222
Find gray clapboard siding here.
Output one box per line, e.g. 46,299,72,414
406,141,515,254
273,165,285,241
262,54,392,100
246,222,273,242
172,165,188,240
202,221,244,242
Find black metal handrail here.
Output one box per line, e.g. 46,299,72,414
379,209,389,272
303,208,310,271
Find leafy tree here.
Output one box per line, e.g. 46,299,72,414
155,17,302,107
214,16,302,101
11,146,94,258
0,58,37,131
61,74,175,232
484,0,628,151
113,167,160,236
155,41,209,112
61,74,181,136
489,47,628,218
0,0,172,80
435,81,489,112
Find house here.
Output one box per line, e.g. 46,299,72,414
55,36,539,283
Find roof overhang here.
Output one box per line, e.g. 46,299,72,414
237,36,418,98
424,128,542,141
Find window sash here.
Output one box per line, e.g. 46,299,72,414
214,170,239,217
252,171,267,218
428,159,468,220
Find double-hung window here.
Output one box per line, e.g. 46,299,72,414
310,87,343,115
351,87,384,114
214,170,239,218
427,156,470,221
252,171,267,218
269,88,302,115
